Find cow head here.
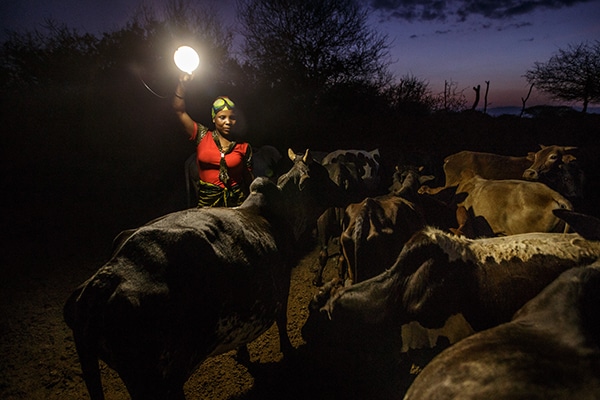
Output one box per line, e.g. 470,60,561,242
303,228,471,346
275,149,346,239
389,165,435,197
522,144,577,180
541,159,585,200
324,158,365,201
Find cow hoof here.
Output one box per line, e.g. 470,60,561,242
280,341,295,359
235,345,251,365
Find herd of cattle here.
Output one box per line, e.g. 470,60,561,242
64,145,600,399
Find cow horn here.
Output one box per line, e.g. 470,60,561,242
302,149,312,164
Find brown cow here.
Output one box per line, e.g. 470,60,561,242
313,158,367,286
339,194,425,285
444,145,576,185
455,171,572,237
435,145,581,200
338,166,459,285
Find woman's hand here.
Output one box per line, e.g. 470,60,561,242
179,73,193,83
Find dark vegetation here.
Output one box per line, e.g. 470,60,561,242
2,1,600,398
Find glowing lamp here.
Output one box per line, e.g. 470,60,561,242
174,46,199,74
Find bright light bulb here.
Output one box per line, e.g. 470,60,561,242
174,46,199,74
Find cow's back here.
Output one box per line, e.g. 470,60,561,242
63,207,291,398
404,263,600,400
458,177,572,236
444,151,531,187
340,195,425,283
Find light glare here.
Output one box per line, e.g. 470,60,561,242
174,46,199,74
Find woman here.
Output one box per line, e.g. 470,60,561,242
173,75,254,207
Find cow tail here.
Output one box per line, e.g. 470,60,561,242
64,277,116,400
556,197,574,234
353,199,374,283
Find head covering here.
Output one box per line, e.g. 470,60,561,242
211,96,235,119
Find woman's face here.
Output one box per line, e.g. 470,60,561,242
213,109,236,136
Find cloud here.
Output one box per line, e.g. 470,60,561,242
496,21,533,31
369,0,594,22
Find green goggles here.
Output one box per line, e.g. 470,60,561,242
211,97,235,118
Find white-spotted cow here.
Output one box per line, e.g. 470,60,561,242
403,209,600,399
305,226,600,337
321,148,382,194
64,149,345,400
302,223,600,396
404,261,600,399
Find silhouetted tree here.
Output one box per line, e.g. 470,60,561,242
383,74,434,115
0,0,235,92
524,41,600,113
471,84,480,110
236,0,392,103
434,80,467,112
93,0,236,92
520,83,534,117
233,0,393,144
483,81,490,114
0,19,100,87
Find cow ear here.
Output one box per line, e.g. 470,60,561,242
418,175,435,185
288,148,296,161
402,258,439,315
526,152,536,161
553,209,600,241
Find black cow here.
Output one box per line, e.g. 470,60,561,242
63,149,344,400
405,260,600,399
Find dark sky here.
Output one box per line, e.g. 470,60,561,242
2,0,599,107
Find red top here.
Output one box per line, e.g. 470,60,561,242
190,123,251,188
